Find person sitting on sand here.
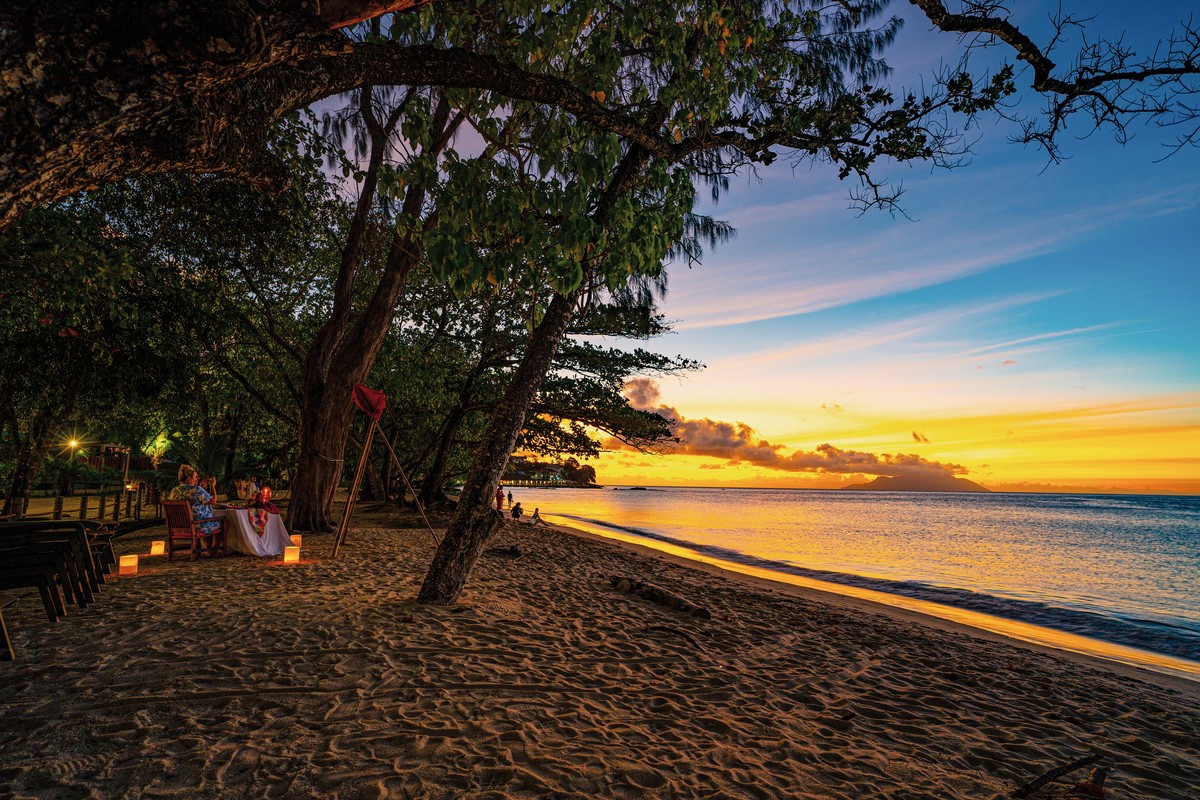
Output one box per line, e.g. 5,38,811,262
530,507,547,526
169,464,220,550
510,501,523,521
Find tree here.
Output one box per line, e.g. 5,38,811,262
0,202,189,513
3,2,1197,229
92,126,353,500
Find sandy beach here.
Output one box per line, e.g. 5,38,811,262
1,506,1197,799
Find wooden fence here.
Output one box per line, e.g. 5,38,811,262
14,483,161,523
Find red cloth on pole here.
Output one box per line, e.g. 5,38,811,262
352,384,387,421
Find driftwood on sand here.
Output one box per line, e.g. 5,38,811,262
611,576,712,620
1011,752,1103,798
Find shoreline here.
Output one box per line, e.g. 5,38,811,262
2,508,1198,797
539,515,1200,699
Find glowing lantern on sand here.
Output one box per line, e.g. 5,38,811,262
283,546,300,563
150,541,165,556
119,554,139,575
290,534,302,547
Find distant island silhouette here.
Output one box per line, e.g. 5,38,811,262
841,474,991,493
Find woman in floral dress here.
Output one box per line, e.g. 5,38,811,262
169,464,221,546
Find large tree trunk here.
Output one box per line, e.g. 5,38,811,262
286,219,427,531
286,94,452,533
288,380,361,531
417,290,579,604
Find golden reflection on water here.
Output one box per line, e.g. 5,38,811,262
544,510,1200,683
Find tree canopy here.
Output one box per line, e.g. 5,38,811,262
3,1,1198,228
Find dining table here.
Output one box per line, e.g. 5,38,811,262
213,507,293,556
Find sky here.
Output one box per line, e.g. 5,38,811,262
591,1,1200,494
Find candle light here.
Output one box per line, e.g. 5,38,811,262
119,554,139,575
283,546,300,563
290,534,302,547
149,541,165,556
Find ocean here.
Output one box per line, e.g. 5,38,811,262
510,487,1200,679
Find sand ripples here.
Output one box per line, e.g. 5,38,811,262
1,520,1197,798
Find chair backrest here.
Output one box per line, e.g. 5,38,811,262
162,500,195,533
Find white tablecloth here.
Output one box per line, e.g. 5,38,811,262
213,508,292,556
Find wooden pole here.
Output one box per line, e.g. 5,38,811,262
376,428,440,547
78,494,88,520
331,418,377,559
53,495,63,520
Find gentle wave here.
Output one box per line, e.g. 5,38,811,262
554,511,1200,662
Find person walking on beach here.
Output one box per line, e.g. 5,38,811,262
495,486,504,513
507,490,513,506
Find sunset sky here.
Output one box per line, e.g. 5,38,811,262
593,2,1200,494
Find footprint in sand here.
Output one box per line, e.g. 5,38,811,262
623,766,668,790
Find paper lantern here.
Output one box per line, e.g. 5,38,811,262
283,546,300,563
149,541,165,556
119,554,139,575
290,534,302,547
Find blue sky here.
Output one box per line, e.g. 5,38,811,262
599,1,1200,492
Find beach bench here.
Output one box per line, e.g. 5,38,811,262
6,518,116,576
78,520,120,574
0,522,104,617
0,547,68,622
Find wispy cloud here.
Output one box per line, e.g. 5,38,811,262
962,323,1121,357
668,178,1200,331
715,291,1059,372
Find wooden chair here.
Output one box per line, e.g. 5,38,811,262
163,501,226,560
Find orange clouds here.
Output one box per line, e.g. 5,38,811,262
623,379,969,479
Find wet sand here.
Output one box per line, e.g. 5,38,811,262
1,506,1197,798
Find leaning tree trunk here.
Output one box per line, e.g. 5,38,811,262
418,290,580,605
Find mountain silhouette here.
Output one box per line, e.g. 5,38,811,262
840,474,991,492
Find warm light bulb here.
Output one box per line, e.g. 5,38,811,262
69,439,78,448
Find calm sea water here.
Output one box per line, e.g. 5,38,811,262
512,487,1200,672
